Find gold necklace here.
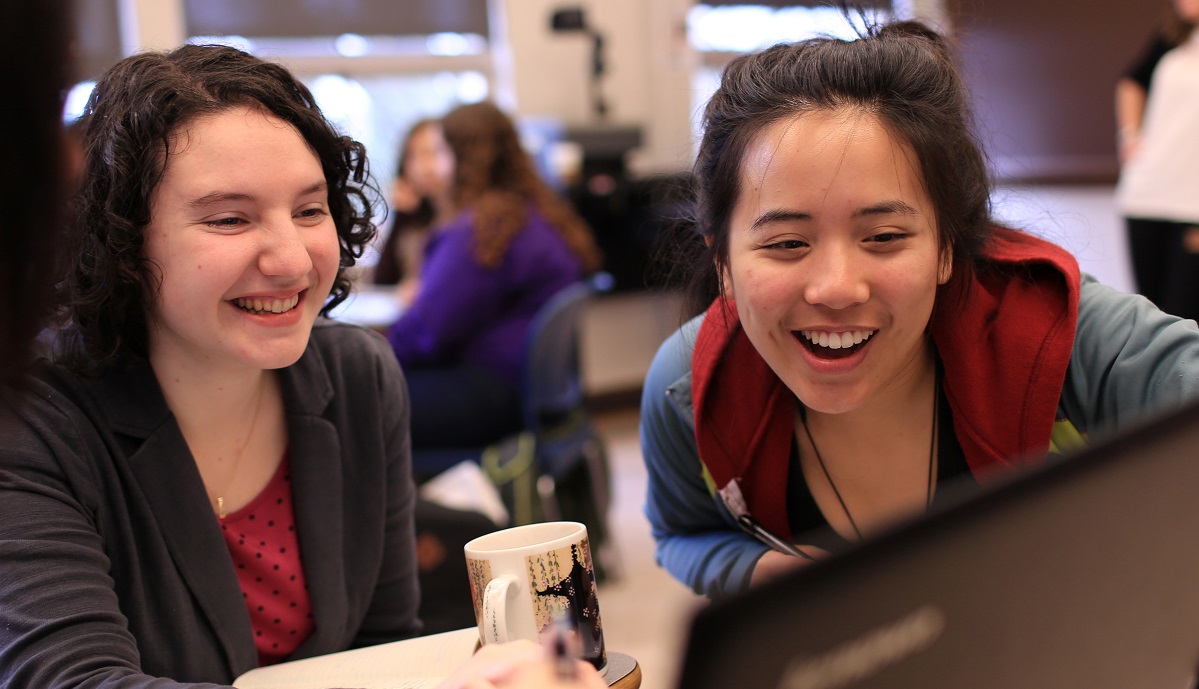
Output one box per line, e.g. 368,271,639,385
800,368,940,540
215,377,267,519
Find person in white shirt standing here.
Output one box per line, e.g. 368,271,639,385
1115,0,1199,320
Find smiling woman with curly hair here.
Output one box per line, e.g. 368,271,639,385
0,44,607,689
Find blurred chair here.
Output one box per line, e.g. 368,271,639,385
412,272,617,576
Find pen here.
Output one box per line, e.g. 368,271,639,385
736,514,814,560
550,614,580,681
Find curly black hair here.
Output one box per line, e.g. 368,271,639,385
58,43,380,374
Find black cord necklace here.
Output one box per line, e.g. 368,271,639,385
800,369,940,540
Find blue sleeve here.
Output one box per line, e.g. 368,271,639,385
386,224,510,366
640,316,770,599
1060,274,1199,436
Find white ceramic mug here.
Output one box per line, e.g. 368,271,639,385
464,521,606,669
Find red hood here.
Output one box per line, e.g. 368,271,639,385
691,227,1081,539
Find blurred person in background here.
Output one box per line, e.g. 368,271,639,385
372,118,456,305
387,101,602,464
1115,0,1199,320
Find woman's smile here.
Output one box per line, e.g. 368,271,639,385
796,329,877,359
230,293,302,315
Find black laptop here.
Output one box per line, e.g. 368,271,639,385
676,399,1199,689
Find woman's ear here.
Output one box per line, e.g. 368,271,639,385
703,234,728,299
937,247,953,285
707,236,735,300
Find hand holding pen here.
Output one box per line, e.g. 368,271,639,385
522,620,608,689
737,515,830,586
735,514,815,560
436,619,605,689
721,478,815,559
719,479,826,586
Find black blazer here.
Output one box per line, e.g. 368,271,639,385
0,321,420,688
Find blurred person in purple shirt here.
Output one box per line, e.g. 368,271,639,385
387,102,602,458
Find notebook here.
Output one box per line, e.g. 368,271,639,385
232,627,480,689
676,398,1199,689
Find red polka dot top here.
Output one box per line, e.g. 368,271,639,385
219,452,315,666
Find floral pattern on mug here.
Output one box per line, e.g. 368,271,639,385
526,537,605,668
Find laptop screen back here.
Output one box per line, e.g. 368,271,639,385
676,399,1199,689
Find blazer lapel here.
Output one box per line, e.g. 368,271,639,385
108,366,258,677
288,416,347,656
276,333,347,658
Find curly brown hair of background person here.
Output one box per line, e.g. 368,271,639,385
441,102,602,273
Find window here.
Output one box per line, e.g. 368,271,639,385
180,0,507,243
686,3,893,146
183,0,490,41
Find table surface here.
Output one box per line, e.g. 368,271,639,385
326,285,404,330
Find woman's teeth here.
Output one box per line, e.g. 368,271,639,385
800,329,874,350
232,294,300,314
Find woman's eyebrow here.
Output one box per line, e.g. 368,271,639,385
750,208,812,231
188,191,251,209
853,199,918,218
298,181,328,197
749,199,918,231
187,181,328,209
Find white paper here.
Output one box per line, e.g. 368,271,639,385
419,460,510,526
233,627,480,689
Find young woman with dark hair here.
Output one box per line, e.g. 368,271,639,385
642,20,1199,600
371,118,455,299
